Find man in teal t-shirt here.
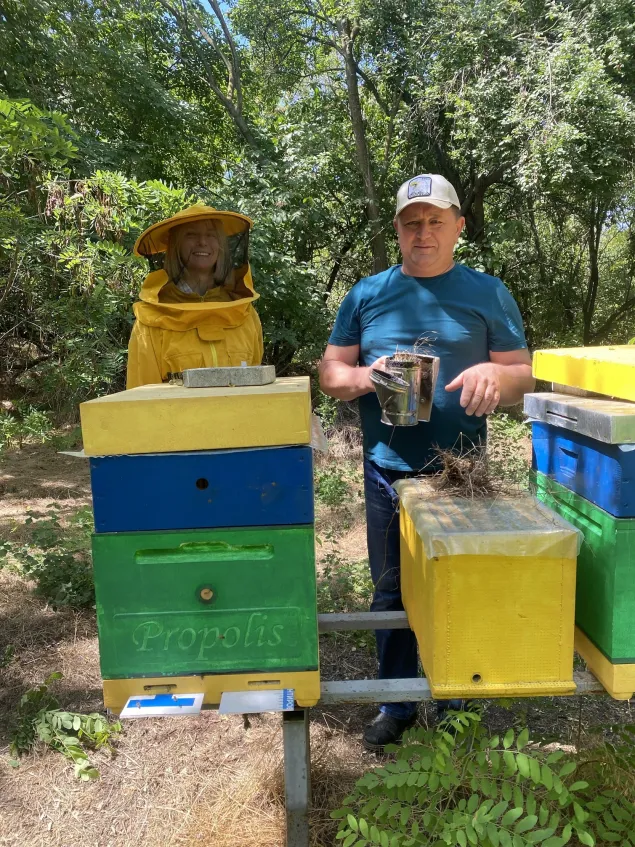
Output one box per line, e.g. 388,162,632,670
319,174,534,751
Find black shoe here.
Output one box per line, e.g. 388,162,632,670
362,711,417,752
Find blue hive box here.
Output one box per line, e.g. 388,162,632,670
90,446,313,533
531,422,635,518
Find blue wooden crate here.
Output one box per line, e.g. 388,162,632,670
90,446,313,533
531,422,635,518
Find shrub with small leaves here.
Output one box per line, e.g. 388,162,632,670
10,672,121,781
0,506,94,608
487,413,531,488
331,710,635,846
0,404,53,452
315,466,350,507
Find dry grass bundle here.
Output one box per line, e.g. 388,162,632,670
429,445,510,498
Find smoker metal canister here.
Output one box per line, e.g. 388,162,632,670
385,358,422,425
369,369,415,426
386,354,440,423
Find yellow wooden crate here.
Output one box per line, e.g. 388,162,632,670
533,346,635,402
103,669,321,712
80,377,311,455
395,480,579,698
575,627,635,702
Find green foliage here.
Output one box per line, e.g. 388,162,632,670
0,97,77,181
9,672,121,780
317,550,374,651
487,413,531,488
0,506,94,608
2,0,635,414
1,644,16,668
0,403,54,451
1,168,191,413
578,723,635,803
317,551,374,616
315,466,351,508
332,711,635,846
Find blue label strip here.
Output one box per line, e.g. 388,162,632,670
281,689,294,710
130,695,196,708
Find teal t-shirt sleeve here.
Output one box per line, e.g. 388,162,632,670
487,282,528,352
328,284,362,346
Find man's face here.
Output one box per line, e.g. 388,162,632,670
394,203,464,277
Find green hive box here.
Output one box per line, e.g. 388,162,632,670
532,472,635,663
92,526,318,679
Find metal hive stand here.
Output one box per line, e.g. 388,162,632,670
282,610,606,847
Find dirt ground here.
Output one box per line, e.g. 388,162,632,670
0,440,633,847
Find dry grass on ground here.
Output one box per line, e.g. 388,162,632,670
0,431,634,847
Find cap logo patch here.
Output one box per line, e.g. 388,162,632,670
407,176,432,199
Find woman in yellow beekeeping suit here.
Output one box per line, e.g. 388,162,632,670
127,205,263,388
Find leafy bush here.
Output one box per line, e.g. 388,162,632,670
315,466,350,507
332,710,635,846
0,506,94,608
317,551,374,651
0,404,54,452
487,413,531,488
317,552,374,616
10,672,121,780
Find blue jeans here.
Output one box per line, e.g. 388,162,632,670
364,458,462,720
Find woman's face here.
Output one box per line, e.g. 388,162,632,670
177,220,220,273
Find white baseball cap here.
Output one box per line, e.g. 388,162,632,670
395,174,461,216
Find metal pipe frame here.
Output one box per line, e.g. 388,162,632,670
283,610,606,846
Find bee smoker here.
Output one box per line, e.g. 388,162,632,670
370,354,440,426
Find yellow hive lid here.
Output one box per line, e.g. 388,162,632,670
79,377,312,456
534,345,635,368
395,478,581,560
532,345,635,402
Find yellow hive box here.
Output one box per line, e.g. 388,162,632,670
103,669,321,712
80,377,311,455
575,628,635,702
533,346,635,402
395,480,580,699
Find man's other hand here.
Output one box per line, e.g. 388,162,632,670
445,362,500,417
445,349,534,414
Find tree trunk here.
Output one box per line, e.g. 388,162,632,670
582,201,604,344
338,21,388,275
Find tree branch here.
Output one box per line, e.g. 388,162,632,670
158,0,262,153
206,0,244,112
589,297,635,343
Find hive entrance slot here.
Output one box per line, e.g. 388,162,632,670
472,674,482,684
196,478,209,489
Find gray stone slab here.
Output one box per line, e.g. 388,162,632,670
183,365,276,388
525,392,635,443
182,365,276,388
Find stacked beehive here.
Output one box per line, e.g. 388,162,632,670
528,345,635,701
79,377,320,712
395,479,580,699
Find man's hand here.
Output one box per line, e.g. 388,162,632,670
445,362,500,417
319,345,390,401
445,350,535,415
